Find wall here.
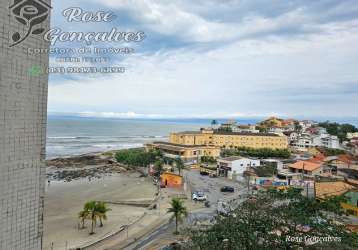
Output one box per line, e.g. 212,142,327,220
170,132,288,149
0,1,50,249
229,158,261,177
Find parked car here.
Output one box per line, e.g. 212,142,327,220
220,186,234,192
192,191,207,201
200,171,209,176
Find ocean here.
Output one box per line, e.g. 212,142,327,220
46,116,222,159
46,115,358,159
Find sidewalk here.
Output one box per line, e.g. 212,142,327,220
84,186,185,250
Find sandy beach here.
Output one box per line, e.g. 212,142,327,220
43,153,157,250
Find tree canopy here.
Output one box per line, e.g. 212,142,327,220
115,148,161,168
318,121,358,142
186,188,358,249
222,147,291,159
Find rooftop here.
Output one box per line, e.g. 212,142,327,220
315,181,355,199
289,161,322,171
174,130,281,137
148,141,217,149
219,156,243,162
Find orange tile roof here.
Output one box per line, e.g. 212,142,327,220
338,154,352,164
315,181,355,199
307,156,324,164
289,161,322,172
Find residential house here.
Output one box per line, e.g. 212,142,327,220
232,124,259,133
259,117,296,132
283,131,299,144
299,120,317,131
288,160,323,177
292,128,340,151
268,126,285,134
217,156,260,180
347,132,358,139
312,133,340,149
328,155,353,169
292,133,313,151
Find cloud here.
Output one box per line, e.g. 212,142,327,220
51,110,283,119
48,0,358,118
89,0,358,44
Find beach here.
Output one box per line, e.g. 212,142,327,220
43,153,157,250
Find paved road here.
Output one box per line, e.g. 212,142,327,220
124,169,250,249
128,210,217,250
124,220,173,250
184,169,248,210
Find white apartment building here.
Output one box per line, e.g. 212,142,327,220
347,132,358,139
292,129,340,151
217,156,260,180
232,124,259,133
292,133,313,151
299,120,317,131
312,133,340,149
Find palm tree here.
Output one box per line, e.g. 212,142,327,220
167,198,188,234
84,201,101,235
175,158,184,176
96,202,111,227
78,209,89,229
211,119,218,128
154,159,164,176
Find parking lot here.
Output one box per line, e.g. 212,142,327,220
184,168,248,210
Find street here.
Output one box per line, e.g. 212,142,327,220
184,169,248,211
125,169,250,249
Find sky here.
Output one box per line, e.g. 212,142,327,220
47,0,358,120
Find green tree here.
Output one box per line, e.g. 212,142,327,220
96,202,111,227
83,201,102,235
186,188,358,249
115,148,161,169
167,198,188,234
78,209,89,229
154,159,164,176
211,120,218,128
201,156,217,164
175,158,185,176
221,147,291,159
318,121,358,142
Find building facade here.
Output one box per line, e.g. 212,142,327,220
217,156,261,180
145,141,221,163
169,129,288,149
288,161,323,176
0,1,50,249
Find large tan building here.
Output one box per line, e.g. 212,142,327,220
169,129,288,149
145,141,220,162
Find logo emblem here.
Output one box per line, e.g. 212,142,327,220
9,0,51,47
28,65,43,76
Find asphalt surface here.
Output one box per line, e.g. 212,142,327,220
184,169,247,210
124,169,249,249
